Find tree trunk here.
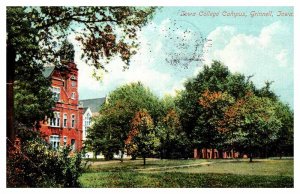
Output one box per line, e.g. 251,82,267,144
249,152,253,162
120,150,124,163
203,148,207,159
7,42,16,153
219,149,223,159
143,157,146,166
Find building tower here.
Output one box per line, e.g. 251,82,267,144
40,40,83,151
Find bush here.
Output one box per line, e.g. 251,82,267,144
7,128,84,188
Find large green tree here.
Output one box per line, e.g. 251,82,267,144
86,82,162,160
7,6,157,144
85,115,123,160
176,61,254,150
223,93,282,162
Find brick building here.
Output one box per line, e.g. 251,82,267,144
39,48,83,152
193,148,241,159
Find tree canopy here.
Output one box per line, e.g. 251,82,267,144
85,82,162,160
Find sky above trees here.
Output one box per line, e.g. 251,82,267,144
67,6,292,107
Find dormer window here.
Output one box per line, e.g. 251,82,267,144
70,75,76,80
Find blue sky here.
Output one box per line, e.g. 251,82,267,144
74,6,294,107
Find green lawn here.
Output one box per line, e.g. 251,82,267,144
79,158,293,188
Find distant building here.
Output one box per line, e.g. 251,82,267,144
193,148,241,159
80,97,106,158
80,97,106,140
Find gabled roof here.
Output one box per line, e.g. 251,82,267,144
42,66,55,78
79,97,106,114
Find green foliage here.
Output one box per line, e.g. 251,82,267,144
273,102,294,156
7,130,83,187
223,94,282,161
157,108,191,159
85,117,122,160
176,60,293,160
86,82,162,160
176,61,254,148
14,70,55,128
127,110,159,165
7,129,84,188
195,90,235,150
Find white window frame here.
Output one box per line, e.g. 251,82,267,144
71,80,76,87
63,113,67,127
52,87,60,102
71,114,75,128
49,135,60,150
71,92,76,100
50,112,60,127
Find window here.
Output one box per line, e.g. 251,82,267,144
63,113,67,127
84,113,91,137
71,92,76,99
63,136,67,147
85,113,91,127
50,112,60,127
71,139,76,151
71,114,75,128
52,87,60,101
71,81,76,87
50,135,60,149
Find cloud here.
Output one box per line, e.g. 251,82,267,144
74,18,204,99
201,21,293,106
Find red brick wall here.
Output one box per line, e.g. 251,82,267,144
40,62,83,151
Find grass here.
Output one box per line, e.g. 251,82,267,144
79,158,293,188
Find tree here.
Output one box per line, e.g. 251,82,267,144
14,66,55,129
7,128,84,187
86,82,162,161
125,110,159,165
196,90,234,158
157,108,191,159
176,61,253,150
85,116,123,160
273,102,294,158
223,93,281,162
7,6,157,145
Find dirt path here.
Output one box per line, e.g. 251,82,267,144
87,158,161,166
